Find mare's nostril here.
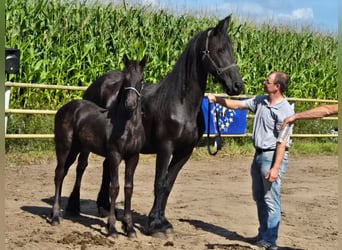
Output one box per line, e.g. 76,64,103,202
233,82,244,93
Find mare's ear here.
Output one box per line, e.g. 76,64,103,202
140,55,147,68
213,15,231,35
123,54,130,67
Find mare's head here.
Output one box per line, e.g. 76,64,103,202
121,54,147,112
201,16,244,95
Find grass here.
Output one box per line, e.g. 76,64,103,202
191,139,337,160
5,140,337,166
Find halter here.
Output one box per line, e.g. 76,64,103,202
124,81,144,97
202,29,238,75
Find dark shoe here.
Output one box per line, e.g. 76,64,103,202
255,239,278,250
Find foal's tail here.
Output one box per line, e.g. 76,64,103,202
54,100,82,153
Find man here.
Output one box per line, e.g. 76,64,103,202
208,71,294,250
280,104,338,129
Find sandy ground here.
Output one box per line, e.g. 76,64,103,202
5,153,337,250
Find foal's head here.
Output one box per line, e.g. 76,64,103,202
121,54,147,112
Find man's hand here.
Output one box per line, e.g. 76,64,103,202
279,116,295,130
265,168,279,183
207,93,216,103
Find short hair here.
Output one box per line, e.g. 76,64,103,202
270,71,290,93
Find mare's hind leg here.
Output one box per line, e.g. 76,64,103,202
148,147,193,237
122,154,139,238
97,158,111,217
50,148,79,225
66,151,90,215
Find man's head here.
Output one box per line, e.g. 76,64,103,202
264,71,289,94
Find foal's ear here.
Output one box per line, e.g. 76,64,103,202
213,15,231,35
123,54,130,67
140,55,147,68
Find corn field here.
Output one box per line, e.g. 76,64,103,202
5,0,338,152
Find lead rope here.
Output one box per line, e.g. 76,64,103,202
207,99,222,155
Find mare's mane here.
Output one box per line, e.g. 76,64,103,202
149,30,209,116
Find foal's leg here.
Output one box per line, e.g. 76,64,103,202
122,154,139,238
106,154,121,238
51,148,78,225
97,158,111,217
66,151,90,215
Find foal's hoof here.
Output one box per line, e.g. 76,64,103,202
48,216,62,226
122,225,137,239
127,231,137,239
107,222,119,239
108,232,119,239
51,220,60,226
98,206,109,217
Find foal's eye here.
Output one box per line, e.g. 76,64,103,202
217,48,224,54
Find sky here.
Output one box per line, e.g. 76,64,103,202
125,0,338,34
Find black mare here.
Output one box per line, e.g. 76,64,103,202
75,16,243,237
50,55,147,238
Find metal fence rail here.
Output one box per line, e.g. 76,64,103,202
4,82,338,139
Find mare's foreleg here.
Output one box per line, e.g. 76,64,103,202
66,151,90,215
106,154,121,238
122,154,139,238
97,158,111,217
147,146,174,236
50,148,78,225
160,149,193,213
148,147,193,236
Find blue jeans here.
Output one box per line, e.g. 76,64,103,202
251,150,288,245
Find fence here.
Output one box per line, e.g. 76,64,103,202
4,81,338,139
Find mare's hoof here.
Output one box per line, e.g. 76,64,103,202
147,218,173,238
165,227,174,235
151,231,168,239
149,225,173,239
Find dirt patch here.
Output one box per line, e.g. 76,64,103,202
5,154,337,249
